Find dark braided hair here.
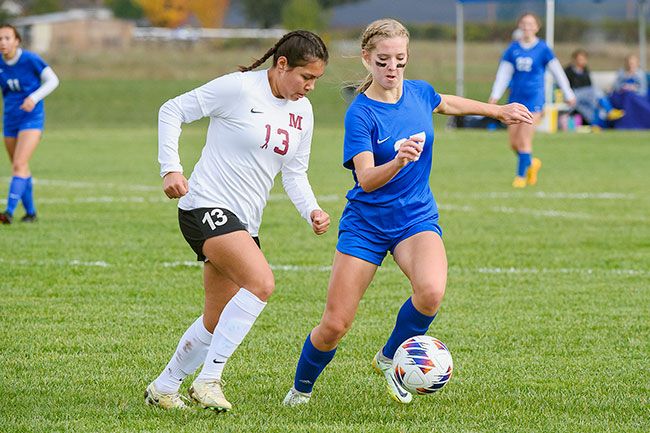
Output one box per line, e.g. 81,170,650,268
239,30,328,72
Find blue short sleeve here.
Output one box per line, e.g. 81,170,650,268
343,105,374,169
542,43,555,67
427,83,442,112
501,43,517,65
26,52,48,75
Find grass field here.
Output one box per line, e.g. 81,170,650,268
1,41,649,432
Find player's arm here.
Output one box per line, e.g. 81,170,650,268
488,60,514,104
158,92,206,198
435,94,533,125
158,75,242,199
281,115,330,235
353,136,423,193
547,58,576,105
20,67,59,112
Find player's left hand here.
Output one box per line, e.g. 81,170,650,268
498,102,533,125
20,97,36,112
566,98,577,107
310,209,330,235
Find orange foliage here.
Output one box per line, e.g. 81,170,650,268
136,0,230,29
136,0,190,28
189,0,230,28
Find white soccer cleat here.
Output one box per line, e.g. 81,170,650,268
283,387,311,406
372,350,413,404
144,382,189,409
188,379,232,412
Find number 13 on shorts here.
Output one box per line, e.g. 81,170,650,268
202,208,228,230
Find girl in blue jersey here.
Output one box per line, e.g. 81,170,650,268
489,13,575,188
0,24,59,224
283,18,533,406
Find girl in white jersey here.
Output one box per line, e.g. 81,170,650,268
146,30,330,412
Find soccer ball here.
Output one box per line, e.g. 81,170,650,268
392,335,453,395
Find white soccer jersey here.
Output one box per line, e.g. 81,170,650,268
158,69,320,236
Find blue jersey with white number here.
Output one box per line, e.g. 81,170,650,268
342,80,441,235
0,50,48,116
502,40,555,111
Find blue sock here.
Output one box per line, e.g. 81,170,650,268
21,176,36,215
517,152,532,177
598,97,613,112
293,334,337,393
5,176,29,216
382,297,437,359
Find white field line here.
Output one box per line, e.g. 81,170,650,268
0,258,109,267
1,195,645,222
2,257,646,277
2,178,636,201
440,191,636,200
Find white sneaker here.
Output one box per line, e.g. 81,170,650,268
144,382,188,409
189,379,232,411
283,387,311,406
371,350,412,404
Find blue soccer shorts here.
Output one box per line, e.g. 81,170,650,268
3,109,45,138
337,210,443,266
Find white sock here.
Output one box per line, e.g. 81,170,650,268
153,315,213,393
195,288,267,382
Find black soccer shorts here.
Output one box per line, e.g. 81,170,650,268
178,207,260,261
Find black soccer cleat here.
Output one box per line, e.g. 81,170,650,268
20,213,37,223
0,211,12,224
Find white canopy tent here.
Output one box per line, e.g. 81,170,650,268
455,0,649,98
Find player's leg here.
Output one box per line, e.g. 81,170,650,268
369,230,446,404
146,264,239,410
2,130,40,222
190,231,272,411
386,230,447,356
284,251,377,406
1,136,17,223
521,113,543,185
509,122,530,188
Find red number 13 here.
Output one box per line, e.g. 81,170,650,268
261,124,289,156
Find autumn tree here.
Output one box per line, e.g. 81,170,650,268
189,0,229,28
135,0,190,28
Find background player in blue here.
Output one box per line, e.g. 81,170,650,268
0,24,59,224
489,13,575,189
283,18,533,406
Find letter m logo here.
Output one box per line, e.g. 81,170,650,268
289,113,303,130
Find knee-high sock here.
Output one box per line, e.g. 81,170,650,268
293,334,337,393
517,152,532,177
21,176,35,215
5,176,28,215
195,287,266,382
382,297,436,359
154,315,213,393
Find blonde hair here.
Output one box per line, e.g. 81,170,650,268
356,18,410,94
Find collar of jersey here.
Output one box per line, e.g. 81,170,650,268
359,83,406,107
2,48,22,66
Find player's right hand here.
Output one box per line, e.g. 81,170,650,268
395,136,423,167
163,172,188,198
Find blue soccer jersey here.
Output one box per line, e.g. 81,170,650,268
502,40,555,112
0,50,48,114
342,80,442,236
